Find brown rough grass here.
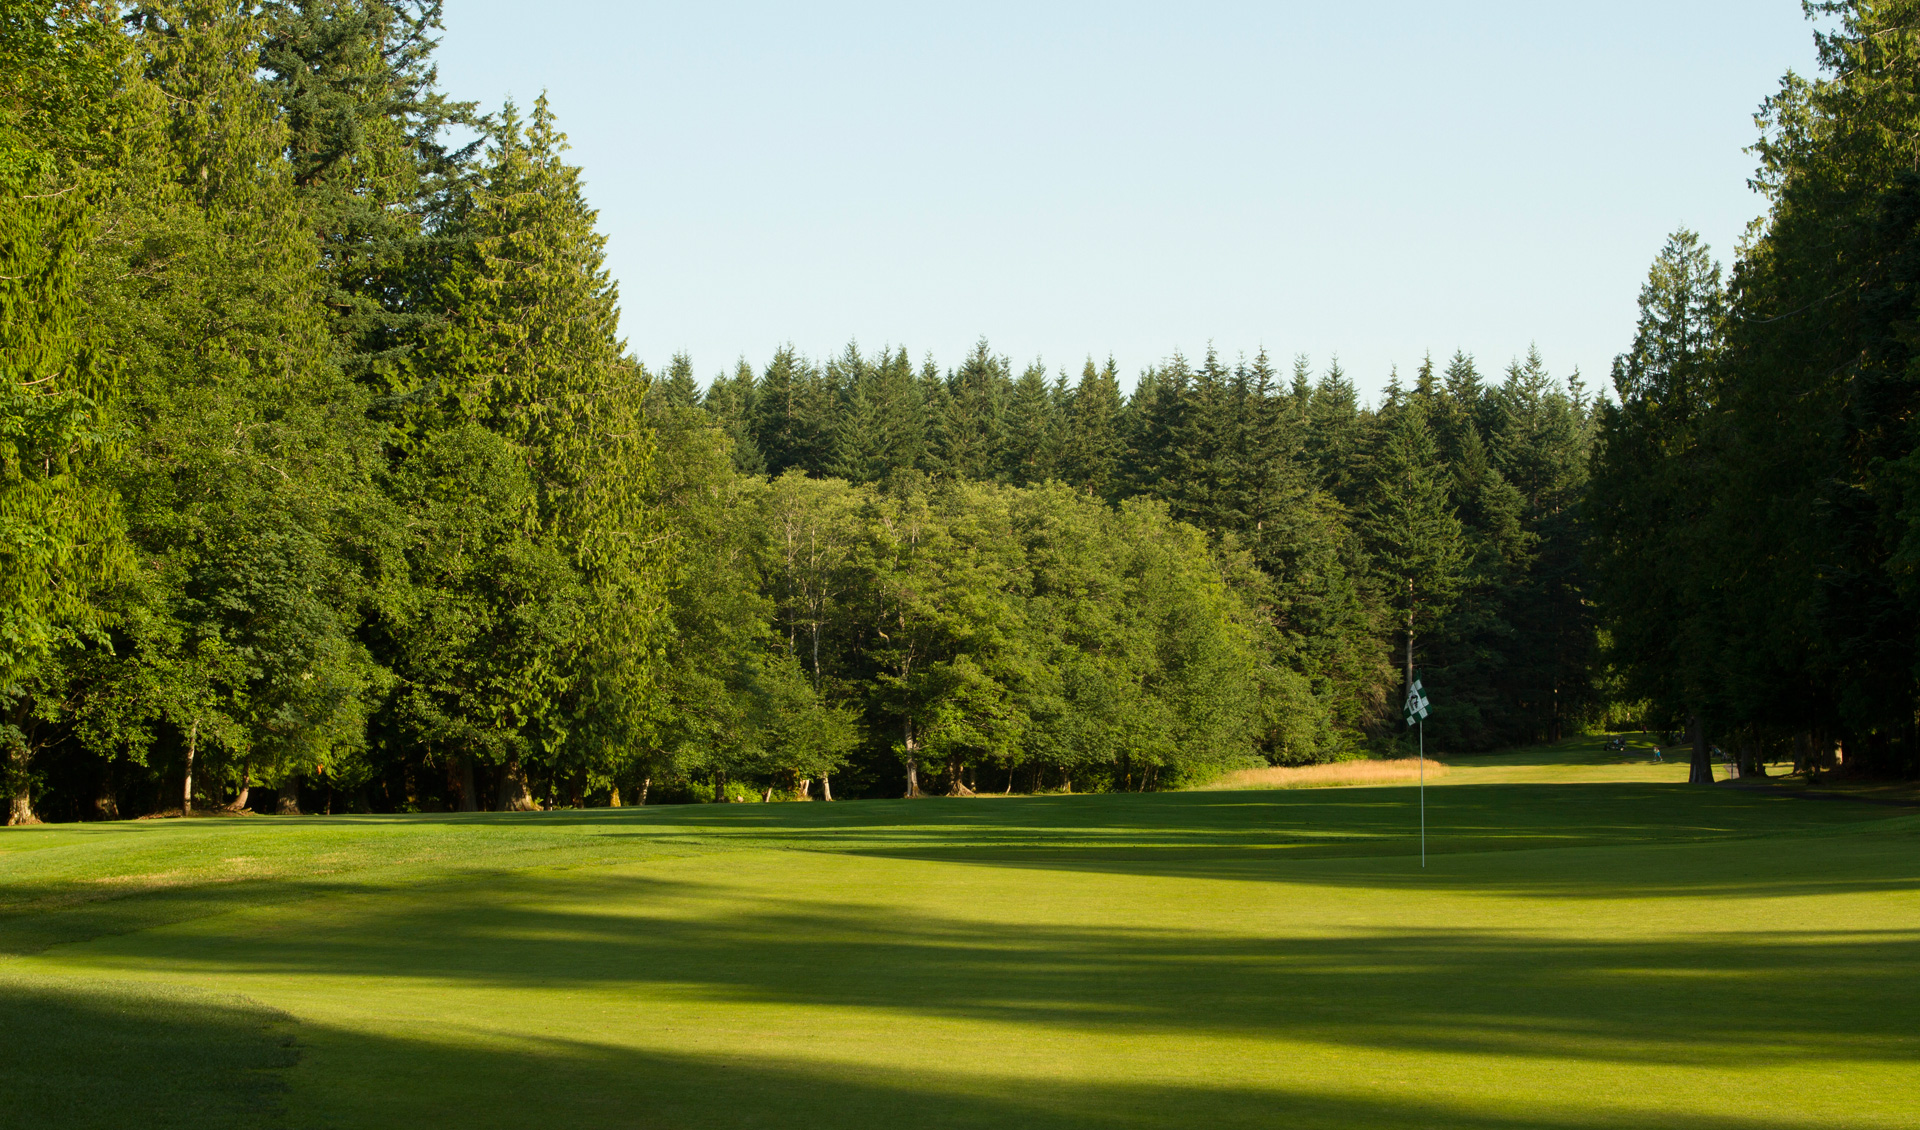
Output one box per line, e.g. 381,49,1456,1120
1197,758,1450,791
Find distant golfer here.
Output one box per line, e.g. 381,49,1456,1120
1651,747,1664,763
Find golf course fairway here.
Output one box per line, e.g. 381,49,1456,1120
3,739,1916,1129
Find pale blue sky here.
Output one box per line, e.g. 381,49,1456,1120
432,1,1820,400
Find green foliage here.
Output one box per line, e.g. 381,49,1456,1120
5,1,1665,820
0,0,134,803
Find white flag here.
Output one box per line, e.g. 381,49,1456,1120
1404,679,1430,726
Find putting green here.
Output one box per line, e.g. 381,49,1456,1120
3,739,1916,1129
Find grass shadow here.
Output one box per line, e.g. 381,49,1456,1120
60,865,1920,1071
0,973,296,1129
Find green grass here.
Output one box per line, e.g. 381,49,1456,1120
3,736,1916,1129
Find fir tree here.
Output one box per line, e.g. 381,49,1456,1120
938,339,1011,481
1364,396,1467,708
1058,358,1124,498
830,343,925,483
1592,230,1724,782
702,359,765,476
400,94,671,807
258,0,474,382
1003,360,1057,484
754,345,833,476
653,352,699,410
1305,359,1365,509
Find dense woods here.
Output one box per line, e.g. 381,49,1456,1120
1591,0,1920,786
5,1,1914,822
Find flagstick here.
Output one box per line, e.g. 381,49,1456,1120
1419,719,1425,869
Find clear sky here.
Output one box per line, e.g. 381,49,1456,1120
430,1,1821,401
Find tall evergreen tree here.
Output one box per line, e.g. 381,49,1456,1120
1058,358,1124,498
396,94,669,807
652,352,698,410
1,0,137,822
937,339,1011,481
754,345,833,476
258,0,473,381
1305,359,1365,509
830,343,925,483
1591,230,1724,782
702,358,765,476
1002,359,1057,484
1364,396,1467,713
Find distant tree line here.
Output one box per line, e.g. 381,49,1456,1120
14,0,1784,825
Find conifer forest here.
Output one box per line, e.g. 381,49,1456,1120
7,0,1920,827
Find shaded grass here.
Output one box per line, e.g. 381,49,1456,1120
0,974,297,1129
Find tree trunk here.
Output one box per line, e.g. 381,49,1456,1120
762,785,774,803
6,783,33,826
451,757,478,812
3,721,38,825
946,757,974,796
277,775,304,815
498,756,537,811
638,776,650,806
820,773,832,802
226,760,251,812
798,778,812,800
610,786,622,808
903,720,923,798
1687,713,1713,785
182,720,199,817
93,765,118,821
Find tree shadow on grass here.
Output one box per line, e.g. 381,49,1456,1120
289,1019,1881,1130
0,973,296,1129
0,972,1881,1130
64,867,1920,1072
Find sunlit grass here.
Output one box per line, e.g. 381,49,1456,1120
1197,757,1452,790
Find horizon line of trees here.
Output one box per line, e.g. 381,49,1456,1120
15,1,1915,823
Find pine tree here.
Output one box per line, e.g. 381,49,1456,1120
653,352,699,410
1434,351,1486,466
1122,355,1188,496
830,343,925,483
